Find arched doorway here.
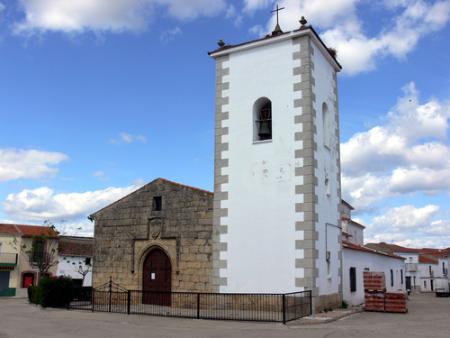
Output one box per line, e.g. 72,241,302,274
142,248,172,306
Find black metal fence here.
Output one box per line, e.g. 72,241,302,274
70,287,311,323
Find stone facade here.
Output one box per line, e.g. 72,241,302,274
91,178,215,292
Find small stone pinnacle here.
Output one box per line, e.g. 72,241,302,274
300,16,308,27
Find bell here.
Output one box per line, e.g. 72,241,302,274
258,120,272,139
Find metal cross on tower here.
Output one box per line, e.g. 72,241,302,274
271,4,285,35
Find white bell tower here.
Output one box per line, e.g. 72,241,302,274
209,17,343,312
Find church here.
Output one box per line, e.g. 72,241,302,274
90,16,343,312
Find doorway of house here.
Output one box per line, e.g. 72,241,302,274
405,276,411,291
142,248,171,306
0,271,10,292
22,272,34,288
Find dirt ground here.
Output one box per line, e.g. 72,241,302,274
0,293,448,338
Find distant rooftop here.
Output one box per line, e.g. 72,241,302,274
366,242,450,259
0,223,58,238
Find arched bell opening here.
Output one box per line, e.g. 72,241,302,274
253,97,272,141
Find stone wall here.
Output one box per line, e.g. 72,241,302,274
92,178,215,292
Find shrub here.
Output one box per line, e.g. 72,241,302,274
39,276,74,308
342,300,348,309
28,285,42,304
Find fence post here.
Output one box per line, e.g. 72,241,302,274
309,291,312,316
282,294,286,324
127,290,131,315
197,293,200,319
92,290,95,312
109,276,112,313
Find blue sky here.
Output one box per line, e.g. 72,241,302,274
0,0,450,247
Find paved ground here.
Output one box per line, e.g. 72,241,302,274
0,293,449,338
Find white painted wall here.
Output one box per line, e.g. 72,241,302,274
311,42,341,297
346,223,364,245
57,255,92,287
218,34,341,295
219,38,301,293
396,253,450,292
418,263,441,292
343,248,406,306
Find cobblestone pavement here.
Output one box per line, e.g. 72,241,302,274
0,293,448,338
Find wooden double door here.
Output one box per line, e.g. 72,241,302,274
142,248,172,306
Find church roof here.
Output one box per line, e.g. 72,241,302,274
157,178,213,196
89,177,212,219
208,24,342,71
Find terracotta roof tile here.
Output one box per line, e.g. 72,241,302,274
16,224,58,238
58,236,93,257
365,242,421,254
419,254,439,264
0,224,21,235
0,223,57,237
366,243,450,259
343,240,405,260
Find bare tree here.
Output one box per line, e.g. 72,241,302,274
74,260,92,286
9,221,59,279
25,234,59,277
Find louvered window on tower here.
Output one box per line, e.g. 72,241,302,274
253,97,272,141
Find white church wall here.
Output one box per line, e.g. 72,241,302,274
311,41,341,297
347,223,364,245
219,38,302,293
343,249,405,306
57,255,92,287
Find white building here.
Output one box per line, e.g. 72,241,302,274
209,19,343,311
366,243,450,293
341,201,406,306
56,236,93,287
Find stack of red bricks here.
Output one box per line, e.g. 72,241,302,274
384,292,407,313
363,272,407,313
363,272,386,312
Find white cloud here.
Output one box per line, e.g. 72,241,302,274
225,4,243,26
341,82,450,209
110,132,147,144
248,24,266,37
3,184,137,223
93,170,106,180
247,0,450,75
365,204,450,248
55,220,94,237
15,0,227,34
154,0,227,20
0,148,68,182
243,0,273,12
373,204,439,229
160,26,182,42
15,0,150,33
